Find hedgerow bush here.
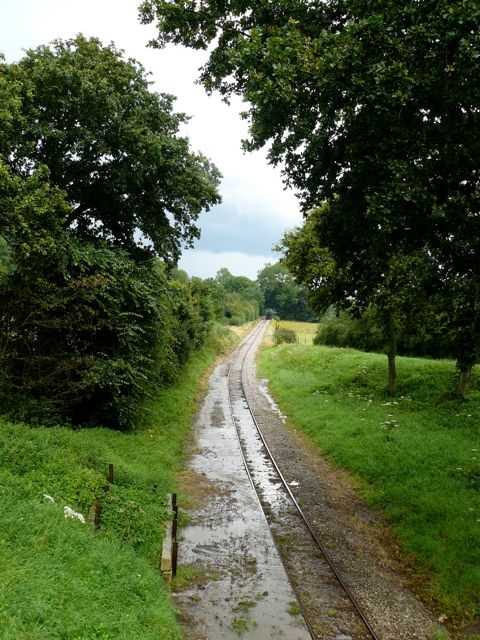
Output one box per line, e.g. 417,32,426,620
0,233,217,430
314,307,454,360
0,236,174,429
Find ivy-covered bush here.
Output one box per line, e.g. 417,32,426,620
0,233,172,429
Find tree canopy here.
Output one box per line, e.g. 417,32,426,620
2,35,221,264
141,0,479,211
256,262,315,321
214,268,263,322
141,0,480,391
141,0,479,264
0,35,224,427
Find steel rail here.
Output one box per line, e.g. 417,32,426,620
228,319,381,640
226,320,318,640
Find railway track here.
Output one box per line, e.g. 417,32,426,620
227,320,380,640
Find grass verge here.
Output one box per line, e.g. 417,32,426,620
0,323,238,639
258,343,480,636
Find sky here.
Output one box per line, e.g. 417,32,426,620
0,0,303,280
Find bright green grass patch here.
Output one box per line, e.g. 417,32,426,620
0,325,237,639
0,422,181,639
258,344,480,629
0,480,179,640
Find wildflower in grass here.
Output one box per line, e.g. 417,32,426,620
64,506,86,524
381,416,398,440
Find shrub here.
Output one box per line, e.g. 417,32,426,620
314,308,455,360
0,239,172,430
274,328,298,345
314,310,384,352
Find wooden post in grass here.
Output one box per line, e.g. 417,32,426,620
172,540,178,577
94,499,102,530
172,493,178,576
172,492,178,540
161,493,178,581
89,463,115,531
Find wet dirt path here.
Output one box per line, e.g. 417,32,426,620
172,323,311,639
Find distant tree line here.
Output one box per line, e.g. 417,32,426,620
172,263,316,327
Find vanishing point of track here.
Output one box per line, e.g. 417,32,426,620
227,320,380,640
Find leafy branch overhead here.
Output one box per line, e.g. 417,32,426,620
141,0,480,393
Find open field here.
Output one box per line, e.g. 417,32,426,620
258,342,480,637
264,320,319,345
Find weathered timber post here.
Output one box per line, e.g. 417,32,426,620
161,493,179,580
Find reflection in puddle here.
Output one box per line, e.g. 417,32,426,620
234,396,291,516
173,363,311,640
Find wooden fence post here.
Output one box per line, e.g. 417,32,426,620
161,493,178,581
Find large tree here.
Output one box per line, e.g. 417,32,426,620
3,35,221,264
141,0,480,391
0,36,223,427
256,262,314,321
140,0,478,214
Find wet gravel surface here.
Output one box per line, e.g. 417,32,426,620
172,330,311,639
174,322,447,639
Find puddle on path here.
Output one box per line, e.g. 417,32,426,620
173,362,311,640
257,379,287,423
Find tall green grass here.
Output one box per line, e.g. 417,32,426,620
258,344,480,633
0,323,237,639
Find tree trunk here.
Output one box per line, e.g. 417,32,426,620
386,329,397,396
458,367,471,398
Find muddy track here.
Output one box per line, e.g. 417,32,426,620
229,320,375,639
174,321,446,640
